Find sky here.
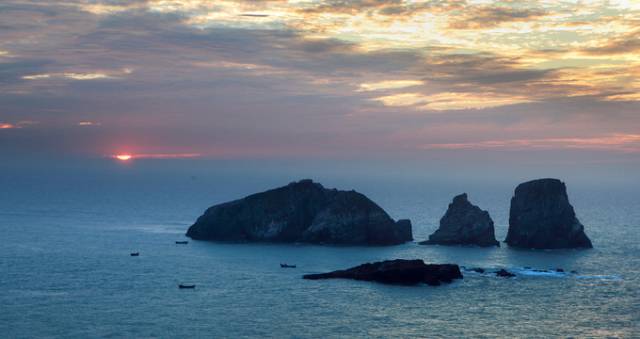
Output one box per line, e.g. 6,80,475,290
0,0,639,166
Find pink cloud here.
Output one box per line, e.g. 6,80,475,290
421,134,640,153
0,121,39,129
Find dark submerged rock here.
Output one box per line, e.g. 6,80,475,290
495,269,516,278
303,259,462,286
505,178,592,249
186,179,413,245
420,193,499,247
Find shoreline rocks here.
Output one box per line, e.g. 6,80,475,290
303,259,463,286
505,178,592,249
186,179,412,245
420,193,499,247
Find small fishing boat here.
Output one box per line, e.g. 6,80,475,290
280,263,296,268
175,241,189,244
130,252,139,256
179,284,196,289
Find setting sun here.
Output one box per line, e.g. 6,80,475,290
115,154,132,161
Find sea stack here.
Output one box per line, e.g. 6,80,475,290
420,193,499,247
186,179,412,245
505,178,592,249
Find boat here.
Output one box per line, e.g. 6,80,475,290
130,252,139,256
280,263,296,268
179,284,196,289
175,241,189,244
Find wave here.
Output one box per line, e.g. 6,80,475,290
461,266,622,281
575,274,622,281
511,267,568,278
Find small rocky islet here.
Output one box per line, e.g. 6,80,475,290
186,178,593,286
303,259,463,286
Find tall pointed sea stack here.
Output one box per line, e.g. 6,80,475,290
187,179,413,245
420,193,499,247
505,178,592,249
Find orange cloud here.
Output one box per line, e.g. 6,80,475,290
0,121,38,129
358,80,424,92
372,91,531,111
448,6,549,30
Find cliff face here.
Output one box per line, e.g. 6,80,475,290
186,179,412,245
505,178,592,249
420,193,499,247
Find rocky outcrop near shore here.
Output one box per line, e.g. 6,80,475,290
505,178,592,249
186,179,412,245
420,193,499,247
303,259,463,286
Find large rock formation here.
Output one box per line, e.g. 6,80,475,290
186,179,412,245
505,178,592,249
420,193,499,247
303,259,463,286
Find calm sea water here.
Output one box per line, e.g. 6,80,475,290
1,160,639,338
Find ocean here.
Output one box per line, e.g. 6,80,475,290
1,159,639,338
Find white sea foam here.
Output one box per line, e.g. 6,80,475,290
511,267,568,278
575,274,622,281
462,266,623,281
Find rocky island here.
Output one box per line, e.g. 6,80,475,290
420,193,499,247
505,178,592,249
186,179,412,245
303,259,463,286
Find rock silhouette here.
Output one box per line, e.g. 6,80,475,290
420,193,499,247
303,259,462,286
186,179,412,245
505,178,592,249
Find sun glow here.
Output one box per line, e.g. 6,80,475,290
115,154,133,161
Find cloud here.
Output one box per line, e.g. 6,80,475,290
63,73,111,80
358,80,423,91
582,30,640,56
77,2,143,15
372,93,427,107
604,92,640,102
0,120,38,129
448,6,549,30
299,0,464,16
421,53,553,85
0,0,638,161
0,59,51,84
239,13,270,18
21,74,51,80
22,70,128,81
421,134,640,153
372,91,531,111
78,121,101,126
